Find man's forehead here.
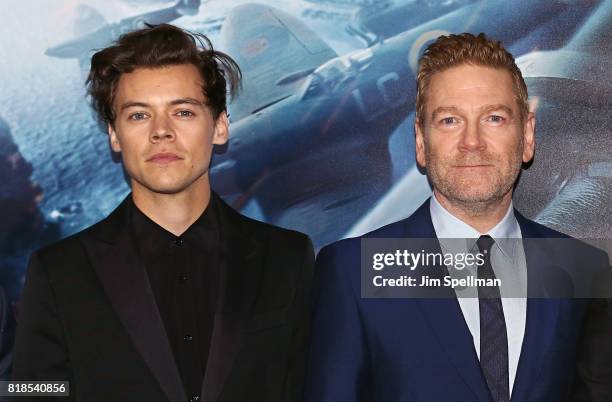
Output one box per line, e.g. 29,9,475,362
114,65,206,102
121,64,202,79
429,67,513,94
426,66,517,109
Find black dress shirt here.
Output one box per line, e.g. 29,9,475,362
130,197,220,401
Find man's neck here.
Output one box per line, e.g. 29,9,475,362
131,178,211,237
433,190,513,234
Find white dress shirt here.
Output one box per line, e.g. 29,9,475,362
429,194,527,397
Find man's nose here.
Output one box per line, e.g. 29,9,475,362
150,115,176,143
458,120,486,152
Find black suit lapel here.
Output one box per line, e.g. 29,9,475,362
81,196,187,402
201,194,267,402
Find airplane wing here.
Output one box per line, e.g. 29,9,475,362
348,0,473,43
46,0,200,60
220,4,337,122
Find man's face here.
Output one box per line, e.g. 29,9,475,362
415,64,535,207
108,64,228,196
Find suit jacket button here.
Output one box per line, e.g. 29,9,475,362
183,334,193,342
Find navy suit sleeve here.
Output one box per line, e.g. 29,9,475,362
304,242,371,402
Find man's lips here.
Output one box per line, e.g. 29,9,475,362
147,153,183,164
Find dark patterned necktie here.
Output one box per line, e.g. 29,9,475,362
477,235,509,402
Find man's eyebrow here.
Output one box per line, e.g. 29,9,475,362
480,104,514,116
119,98,205,111
431,106,461,120
430,104,515,120
169,98,205,107
119,101,149,111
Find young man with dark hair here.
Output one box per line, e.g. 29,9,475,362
305,33,611,401
13,24,314,402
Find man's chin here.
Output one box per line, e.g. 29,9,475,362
130,170,209,197
440,186,503,206
136,180,190,196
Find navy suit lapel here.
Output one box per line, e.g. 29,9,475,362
510,212,562,401
417,298,493,401
81,196,187,402
401,200,493,401
200,194,267,402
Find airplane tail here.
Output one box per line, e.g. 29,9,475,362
73,4,107,37
220,3,337,121
176,0,201,17
566,0,611,55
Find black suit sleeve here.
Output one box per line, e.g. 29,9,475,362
11,252,74,401
572,254,612,401
0,286,15,379
284,237,315,402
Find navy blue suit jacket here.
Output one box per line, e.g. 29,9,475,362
305,199,611,402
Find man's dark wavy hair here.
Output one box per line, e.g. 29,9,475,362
86,23,241,127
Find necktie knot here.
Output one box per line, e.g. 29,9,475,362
477,235,495,254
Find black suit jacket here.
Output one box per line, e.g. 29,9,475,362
12,193,314,402
0,286,14,379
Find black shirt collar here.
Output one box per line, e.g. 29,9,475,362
129,195,219,257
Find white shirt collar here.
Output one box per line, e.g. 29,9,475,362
430,194,522,259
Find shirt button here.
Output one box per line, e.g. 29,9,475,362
183,334,193,342
178,273,190,283
174,238,183,246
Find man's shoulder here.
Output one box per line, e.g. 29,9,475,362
232,210,311,251
517,212,609,276
249,214,308,241
228,212,314,290
31,197,128,270
515,210,569,239
214,192,312,254
31,225,97,271
517,211,604,252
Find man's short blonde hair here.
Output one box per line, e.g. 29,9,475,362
416,32,528,124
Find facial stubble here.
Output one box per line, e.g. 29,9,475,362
424,134,524,216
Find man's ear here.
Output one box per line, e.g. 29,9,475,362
415,118,427,168
108,123,122,153
522,111,536,163
212,111,229,146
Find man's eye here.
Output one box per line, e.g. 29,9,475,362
440,117,456,125
177,110,194,117
486,115,505,123
129,112,148,121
